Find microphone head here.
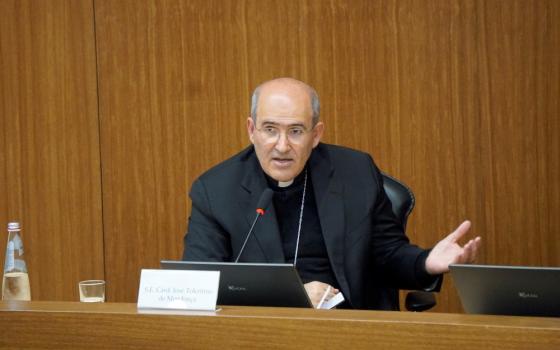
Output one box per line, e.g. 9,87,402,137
255,188,274,215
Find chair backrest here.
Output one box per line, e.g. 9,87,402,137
381,173,415,230
380,173,436,312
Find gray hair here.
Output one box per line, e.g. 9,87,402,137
250,82,320,126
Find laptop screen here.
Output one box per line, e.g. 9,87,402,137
160,260,312,308
450,264,560,317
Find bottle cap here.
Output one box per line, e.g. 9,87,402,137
7,222,20,230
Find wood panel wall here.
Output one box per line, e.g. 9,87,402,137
1,0,558,313
0,0,104,300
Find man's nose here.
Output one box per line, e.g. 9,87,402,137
274,132,290,153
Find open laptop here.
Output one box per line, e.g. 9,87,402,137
450,264,560,317
160,260,312,308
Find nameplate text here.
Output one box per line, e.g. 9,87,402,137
137,269,220,311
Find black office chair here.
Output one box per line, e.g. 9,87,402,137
382,173,436,312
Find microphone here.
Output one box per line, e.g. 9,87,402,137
234,188,274,263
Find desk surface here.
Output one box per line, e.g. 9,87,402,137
1,301,559,349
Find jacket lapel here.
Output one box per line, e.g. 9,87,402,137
236,144,350,300
309,146,351,298
239,152,285,263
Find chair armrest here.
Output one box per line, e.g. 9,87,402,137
405,291,436,312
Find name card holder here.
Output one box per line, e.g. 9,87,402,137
137,269,220,311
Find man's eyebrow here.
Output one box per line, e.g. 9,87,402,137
260,120,306,127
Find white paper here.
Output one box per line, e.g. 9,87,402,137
320,292,345,309
137,269,220,311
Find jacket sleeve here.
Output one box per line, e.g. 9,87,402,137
367,155,442,290
182,178,232,261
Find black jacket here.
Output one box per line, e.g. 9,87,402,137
183,143,435,309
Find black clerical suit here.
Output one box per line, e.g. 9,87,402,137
183,143,437,310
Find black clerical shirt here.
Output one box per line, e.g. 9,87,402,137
265,170,339,289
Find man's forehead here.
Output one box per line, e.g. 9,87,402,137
256,91,312,120
258,89,310,108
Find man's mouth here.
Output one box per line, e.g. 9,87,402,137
272,158,294,167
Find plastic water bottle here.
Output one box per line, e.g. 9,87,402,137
2,222,31,300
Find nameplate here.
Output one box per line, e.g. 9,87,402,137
137,269,220,311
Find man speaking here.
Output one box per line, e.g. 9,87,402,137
182,77,481,309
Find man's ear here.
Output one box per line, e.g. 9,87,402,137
312,121,324,148
247,117,256,144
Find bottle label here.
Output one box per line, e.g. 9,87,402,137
5,241,15,272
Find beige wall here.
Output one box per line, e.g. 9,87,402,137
1,0,558,313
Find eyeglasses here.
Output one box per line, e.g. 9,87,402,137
255,124,314,144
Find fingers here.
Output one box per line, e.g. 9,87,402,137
447,220,472,243
460,236,482,264
327,287,339,299
304,281,338,308
470,236,481,262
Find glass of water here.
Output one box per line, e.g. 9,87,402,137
78,280,105,302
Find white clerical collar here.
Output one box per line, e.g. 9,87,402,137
278,179,294,188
